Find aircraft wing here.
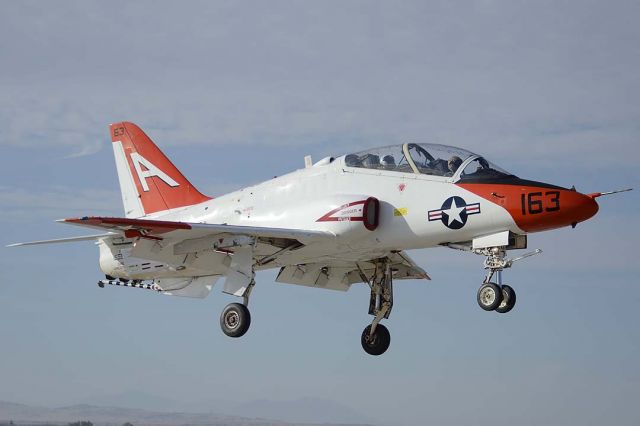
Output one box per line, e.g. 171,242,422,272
276,250,430,291
7,233,117,247
58,216,334,245
387,251,431,280
12,217,429,294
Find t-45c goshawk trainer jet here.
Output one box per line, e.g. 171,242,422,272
9,122,632,355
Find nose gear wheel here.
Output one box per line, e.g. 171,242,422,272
477,282,503,311
474,246,540,313
496,284,516,313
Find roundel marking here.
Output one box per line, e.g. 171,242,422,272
428,196,481,229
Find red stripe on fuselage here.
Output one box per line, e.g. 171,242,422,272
316,200,366,222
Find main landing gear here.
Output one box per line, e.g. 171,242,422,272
359,259,394,356
220,279,255,338
216,256,396,356
475,247,540,313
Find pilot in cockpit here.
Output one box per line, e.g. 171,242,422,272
447,156,463,176
380,155,395,170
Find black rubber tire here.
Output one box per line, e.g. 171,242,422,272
477,282,503,311
220,303,251,338
496,285,517,314
361,324,391,356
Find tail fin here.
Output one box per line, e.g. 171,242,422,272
110,122,211,218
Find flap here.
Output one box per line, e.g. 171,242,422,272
276,250,430,291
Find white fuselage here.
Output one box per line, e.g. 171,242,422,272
98,156,519,280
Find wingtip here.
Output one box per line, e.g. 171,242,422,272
57,217,90,224
56,218,76,225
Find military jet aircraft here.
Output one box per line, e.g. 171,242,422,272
9,122,631,355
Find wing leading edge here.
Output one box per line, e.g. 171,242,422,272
58,216,335,244
8,216,333,248
7,233,116,247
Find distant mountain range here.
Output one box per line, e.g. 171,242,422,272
73,391,371,424
0,400,374,426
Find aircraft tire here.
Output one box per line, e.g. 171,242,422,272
495,285,516,314
361,324,391,356
220,303,251,338
477,282,503,311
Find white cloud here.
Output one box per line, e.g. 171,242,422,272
0,1,637,166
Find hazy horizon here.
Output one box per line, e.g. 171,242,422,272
0,397,374,425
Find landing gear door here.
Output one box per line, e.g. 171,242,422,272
472,231,527,250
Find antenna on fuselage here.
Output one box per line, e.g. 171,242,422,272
588,188,633,198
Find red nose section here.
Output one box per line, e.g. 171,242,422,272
457,182,599,233
571,192,600,223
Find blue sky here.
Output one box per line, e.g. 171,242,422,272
0,1,639,425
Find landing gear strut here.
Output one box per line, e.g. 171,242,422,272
359,259,393,356
475,247,541,313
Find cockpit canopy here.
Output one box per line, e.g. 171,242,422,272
344,143,514,181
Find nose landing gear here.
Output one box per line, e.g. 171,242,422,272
476,247,541,313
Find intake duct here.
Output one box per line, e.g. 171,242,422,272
363,197,380,231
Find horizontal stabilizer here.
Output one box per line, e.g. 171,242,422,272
7,233,115,247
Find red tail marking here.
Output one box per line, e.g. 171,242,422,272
110,122,211,214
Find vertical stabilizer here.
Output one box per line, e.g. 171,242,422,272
110,122,211,217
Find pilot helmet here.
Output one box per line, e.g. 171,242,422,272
380,155,396,168
345,154,360,166
448,156,463,173
361,154,380,168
